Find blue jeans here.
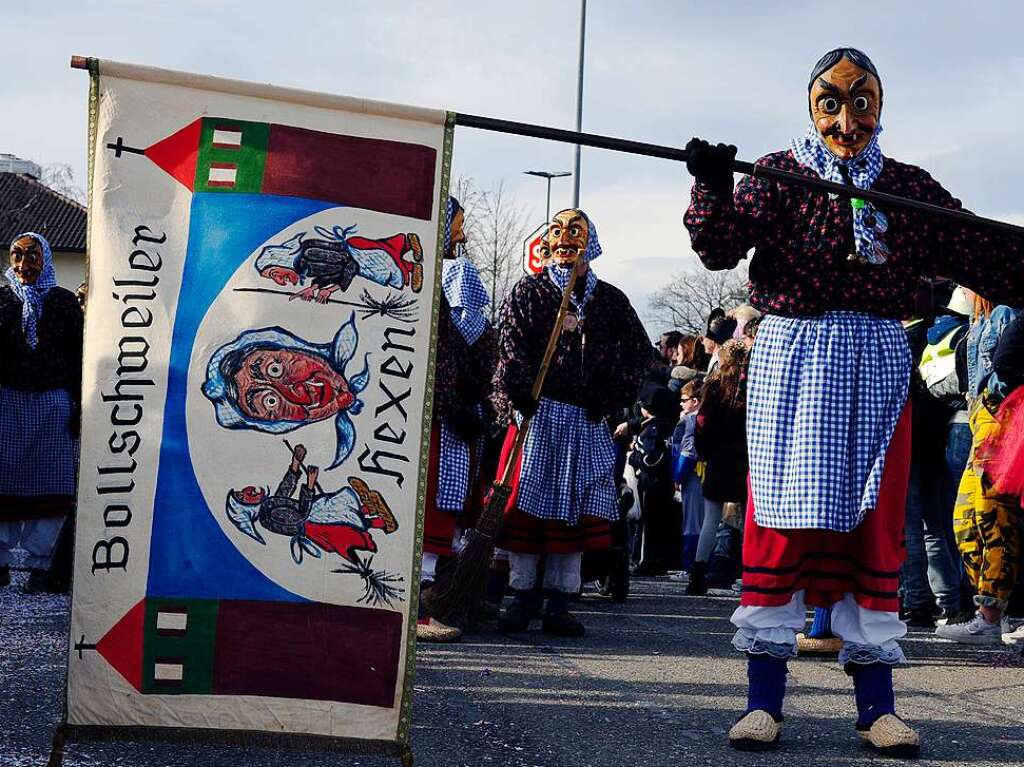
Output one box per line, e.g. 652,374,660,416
901,424,966,612
945,421,972,590
0,517,66,570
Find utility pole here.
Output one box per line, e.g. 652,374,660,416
572,0,587,206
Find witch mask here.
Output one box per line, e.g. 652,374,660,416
547,209,589,265
809,52,882,160
9,235,45,285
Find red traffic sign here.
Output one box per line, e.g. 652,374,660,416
523,222,549,274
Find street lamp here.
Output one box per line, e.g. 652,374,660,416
524,170,572,222
572,0,587,206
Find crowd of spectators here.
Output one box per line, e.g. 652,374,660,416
616,288,1024,649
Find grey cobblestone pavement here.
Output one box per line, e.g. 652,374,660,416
4,570,1024,767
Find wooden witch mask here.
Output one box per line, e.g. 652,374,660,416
808,49,882,160
547,209,589,266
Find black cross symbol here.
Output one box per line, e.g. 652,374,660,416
74,635,98,659
106,137,145,158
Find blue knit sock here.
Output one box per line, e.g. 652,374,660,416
807,607,833,638
746,655,787,719
851,663,896,728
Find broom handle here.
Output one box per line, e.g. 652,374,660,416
497,256,583,487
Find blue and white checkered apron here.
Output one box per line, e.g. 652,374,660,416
747,312,911,532
436,405,485,514
0,387,79,497
516,398,618,525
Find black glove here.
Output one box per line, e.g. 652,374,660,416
685,137,737,195
448,408,486,443
510,394,538,420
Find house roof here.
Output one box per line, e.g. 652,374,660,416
0,172,86,253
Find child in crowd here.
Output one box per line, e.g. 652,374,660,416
671,379,704,577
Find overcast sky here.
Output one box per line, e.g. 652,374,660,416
3,1,1023,331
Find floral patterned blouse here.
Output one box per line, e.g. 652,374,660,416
684,150,1024,318
492,271,654,424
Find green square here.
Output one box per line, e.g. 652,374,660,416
194,118,269,194
141,598,219,695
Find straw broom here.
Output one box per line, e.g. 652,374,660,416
425,252,583,626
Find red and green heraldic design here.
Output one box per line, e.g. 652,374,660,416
143,117,438,220
95,597,403,708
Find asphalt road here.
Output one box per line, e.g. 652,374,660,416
4,570,1024,767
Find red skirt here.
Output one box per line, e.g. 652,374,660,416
422,422,483,557
739,405,911,613
494,424,612,555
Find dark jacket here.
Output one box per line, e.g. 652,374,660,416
993,312,1024,399
0,285,83,405
694,379,747,503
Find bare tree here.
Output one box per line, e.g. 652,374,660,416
41,163,86,204
458,178,531,323
647,263,750,335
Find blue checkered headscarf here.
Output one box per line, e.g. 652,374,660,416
790,124,888,265
442,256,490,345
546,210,601,316
6,232,57,349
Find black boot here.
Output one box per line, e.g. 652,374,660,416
486,567,508,606
685,561,708,596
483,567,509,620
499,589,541,633
542,590,586,637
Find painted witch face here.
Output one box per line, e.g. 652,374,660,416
446,208,466,259
547,209,588,265
236,486,266,504
230,347,355,424
810,57,881,159
9,236,44,285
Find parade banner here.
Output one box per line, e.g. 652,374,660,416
66,59,450,755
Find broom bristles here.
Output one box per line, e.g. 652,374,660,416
424,483,512,624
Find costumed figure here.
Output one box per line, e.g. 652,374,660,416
225,443,397,565
0,233,83,592
493,208,652,637
255,224,425,303
417,197,497,642
684,47,1024,756
202,312,369,469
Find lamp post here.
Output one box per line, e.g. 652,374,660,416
572,0,587,206
524,170,572,222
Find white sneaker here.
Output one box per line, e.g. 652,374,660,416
934,611,1006,645
1003,622,1024,645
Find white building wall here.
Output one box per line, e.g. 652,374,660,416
52,250,86,291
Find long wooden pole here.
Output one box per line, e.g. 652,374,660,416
453,112,1024,239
